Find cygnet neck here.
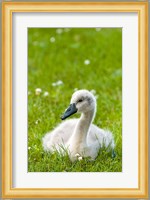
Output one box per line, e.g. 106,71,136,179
72,107,96,146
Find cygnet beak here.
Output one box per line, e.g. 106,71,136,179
61,103,77,120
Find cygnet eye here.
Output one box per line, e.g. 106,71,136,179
78,99,83,103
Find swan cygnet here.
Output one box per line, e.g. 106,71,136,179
42,89,115,162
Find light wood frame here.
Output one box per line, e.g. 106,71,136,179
2,2,148,198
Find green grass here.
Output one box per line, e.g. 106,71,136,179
28,28,122,172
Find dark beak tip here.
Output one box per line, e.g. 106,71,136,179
60,114,64,119
60,103,77,121
61,116,65,120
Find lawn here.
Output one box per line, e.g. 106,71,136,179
28,28,122,172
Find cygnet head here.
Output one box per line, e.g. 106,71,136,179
61,89,96,120
71,89,96,113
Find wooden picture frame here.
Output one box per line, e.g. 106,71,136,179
2,2,148,198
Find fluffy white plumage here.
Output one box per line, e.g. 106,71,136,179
42,89,115,162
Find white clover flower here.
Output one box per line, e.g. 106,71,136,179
52,82,57,87
75,153,80,157
56,28,63,34
57,80,63,85
96,28,102,32
35,88,42,95
52,80,64,87
78,156,83,161
84,59,90,65
43,91,49,97
35,120,38,125
50,37,55,43
28,147,31,150
35,119,41,125
90,89,96,95
52,80,63,87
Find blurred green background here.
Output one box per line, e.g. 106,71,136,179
28,28,122,172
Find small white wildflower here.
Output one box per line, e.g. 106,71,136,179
35,120,38,125
96,28,102,32
35,88,42,95
35,119,40,125
75,153,80,157
84,59,90,65
52,82,57,87
56,28,63,34
28,147,31,150
43,91,49,97
57,80,63,85
74,88,78,92
52,80,63,87
50,37,55,43
78,156,83,161
90,89,96,95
